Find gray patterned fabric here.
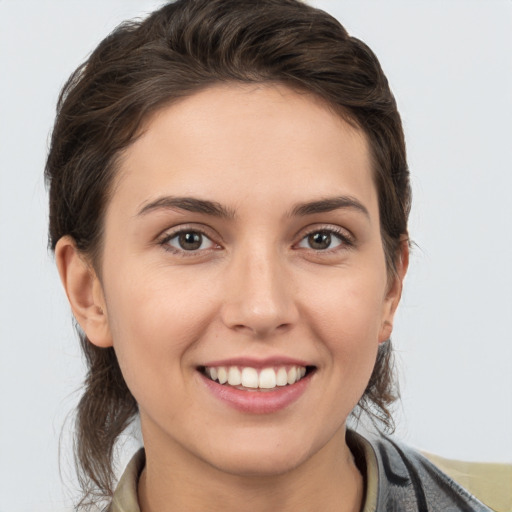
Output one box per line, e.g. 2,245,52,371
347,430,492,511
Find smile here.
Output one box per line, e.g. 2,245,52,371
198,361,315,413
202,365,308,391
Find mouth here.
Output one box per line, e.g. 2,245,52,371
198,360,316,413
198,364,316,392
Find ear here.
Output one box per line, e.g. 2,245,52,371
55,236,113,348
378,238,409,343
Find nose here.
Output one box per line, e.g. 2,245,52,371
220,246,299,338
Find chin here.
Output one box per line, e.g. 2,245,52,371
210,447,308,478
198,428,325,478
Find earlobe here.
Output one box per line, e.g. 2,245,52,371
55,236,113,348
378,320,393,344
378,239,409,344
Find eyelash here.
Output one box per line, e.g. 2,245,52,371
158,225,354,256
158,226,220,256
296,226,354,253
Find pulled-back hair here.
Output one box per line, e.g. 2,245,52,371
46,0,411,507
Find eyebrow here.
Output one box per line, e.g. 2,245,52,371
290,196,370,218
137,196,235,219
137,195,369,220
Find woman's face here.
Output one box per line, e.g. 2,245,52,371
94,83,403,475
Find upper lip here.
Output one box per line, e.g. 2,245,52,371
200,356,313,368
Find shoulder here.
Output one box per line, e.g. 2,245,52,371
349,430,496,511
422,450,512,512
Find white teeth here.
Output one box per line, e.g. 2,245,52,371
276,367,288,386
241,367,259,388
205,365,309,389
217,367,228,384
259,368,277,389
227,367,242,386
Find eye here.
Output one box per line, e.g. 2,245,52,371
297,229,347,251
163,230,217,252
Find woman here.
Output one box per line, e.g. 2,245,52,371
46,0,494,510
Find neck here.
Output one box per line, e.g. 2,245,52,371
138,425,364,512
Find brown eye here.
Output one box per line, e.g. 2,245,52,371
308,232,332,250
297,230,345,251
165,230,215,252
178,232,202,250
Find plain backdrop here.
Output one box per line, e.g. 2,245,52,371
0,1,511,510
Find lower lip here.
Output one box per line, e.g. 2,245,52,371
199,372,312,414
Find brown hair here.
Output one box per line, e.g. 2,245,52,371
46,0,410,507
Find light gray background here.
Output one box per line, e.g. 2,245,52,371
1,1,511,510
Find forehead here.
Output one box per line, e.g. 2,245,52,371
112,83,377,217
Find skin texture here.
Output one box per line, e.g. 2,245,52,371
56,83,408,512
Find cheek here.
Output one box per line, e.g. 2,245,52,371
303,266,387,340
106,262,214,339
103,266,216,400
301,268,386,383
